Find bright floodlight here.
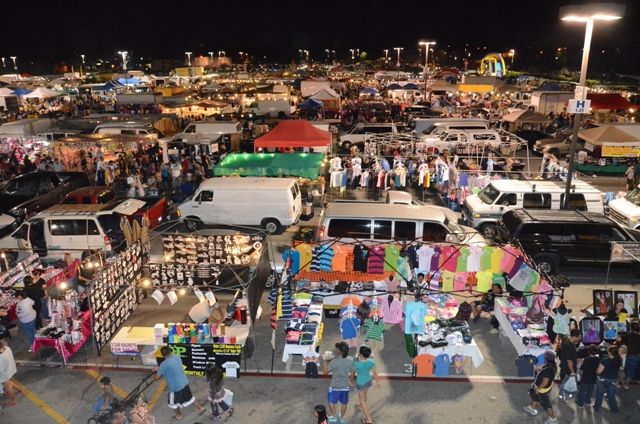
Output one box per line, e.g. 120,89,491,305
560,3,625,22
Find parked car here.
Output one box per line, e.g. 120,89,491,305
607,186,640,230
497,209,640,275
338,123,399,151
532,130,572,155
514,129,551,151
0,199,146,261
63,186,175,229
0,172,91,221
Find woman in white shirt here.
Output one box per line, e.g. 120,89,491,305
0,342,18,406
15,291,37,352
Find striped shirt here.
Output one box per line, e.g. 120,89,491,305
364,318,385,341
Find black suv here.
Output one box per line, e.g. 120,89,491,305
0,171,91,222
498,209,640,274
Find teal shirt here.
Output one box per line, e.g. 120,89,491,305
352,359,375,386
158,354,189,392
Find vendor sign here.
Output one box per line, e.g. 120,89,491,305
601,144,640,158
166,343,242,377
610,242,640,263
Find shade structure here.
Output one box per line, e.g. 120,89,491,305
213,152,324,179
579,125,638,145
298,98,323,109
386,83,402,90
427,79,457,92
22,87,61,99
254,120,331,148
0,87,14,96
587,93,634,110
402,83,419,90
502,109,551,123
359,87,379,95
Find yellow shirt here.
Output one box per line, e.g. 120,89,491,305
295,243,313,271
490,247,504,273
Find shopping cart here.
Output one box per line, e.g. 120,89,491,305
87,371,156,424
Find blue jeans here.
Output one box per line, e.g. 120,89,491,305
18,319,36,347
92,395,112,413
594,378,618,413
211,400,230,417
576,383,594,406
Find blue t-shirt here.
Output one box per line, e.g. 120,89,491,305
352,358,375,386
282,249,300,274
158,354,189,393
434,354,451,377
404,301,427,334
340,317,360,340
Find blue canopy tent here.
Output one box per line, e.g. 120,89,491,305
298,98,323,110
386,83,402,90
359,87,379,96
117,77,141,86
402,83,419,90
12,88,32,96
102,80,125,91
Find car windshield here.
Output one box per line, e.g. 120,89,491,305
625,188,640,206
478,185,500,204
3,179,37,196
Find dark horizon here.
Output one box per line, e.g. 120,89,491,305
1,0,638,74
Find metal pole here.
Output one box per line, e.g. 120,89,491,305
424,46,430,99
563,19,593,209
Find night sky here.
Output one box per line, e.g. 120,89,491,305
1,0,638,72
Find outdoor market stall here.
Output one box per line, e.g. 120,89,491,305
254,120,332,154
213,152,324,179
578,124,640,175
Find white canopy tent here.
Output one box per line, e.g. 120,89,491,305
22,87,61,99
0,87,15,97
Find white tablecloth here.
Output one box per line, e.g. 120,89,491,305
418,339,485,368
493,298,549,357
282,304,323,363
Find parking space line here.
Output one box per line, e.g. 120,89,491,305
147,379,166,412
84,369,129,399
13,380,70,424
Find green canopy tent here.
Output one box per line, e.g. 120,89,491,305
213,152,324,179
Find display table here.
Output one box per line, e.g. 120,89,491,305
33,310,92,364
321,291,387,309
417,338,485,368
282,303,323,363
493,298,549,357
575,163,626,176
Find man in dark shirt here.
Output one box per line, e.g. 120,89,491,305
23,275,45,329
558,329,580,401
576,345,599,407
619,321,640,386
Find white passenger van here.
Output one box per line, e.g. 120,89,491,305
414,118,489,138
173,121,242,145
93,121,164,137
318,202,484,244
608,186,640,230
178,177,301,234
0,200,145,261
418,129,502,153
462,180,604,238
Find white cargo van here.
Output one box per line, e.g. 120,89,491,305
178,177,301,234
417,129,502,153
608,187,640,229
318,202,484,244
93,122,164,137
0,199,145,261
338,122,399,151
462,180,603,237
413,118,489,137
172,121,241,145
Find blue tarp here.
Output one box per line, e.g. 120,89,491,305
298,98,323,109
117,77,140,86
403,83,418,90
12,88,32,96
359,87,378,95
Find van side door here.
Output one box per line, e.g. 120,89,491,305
193,190,214,224
48,219,87,254
87,218,106,250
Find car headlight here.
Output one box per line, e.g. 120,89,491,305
473,213,481,218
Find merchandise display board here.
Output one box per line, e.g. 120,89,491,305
166,343,242,377
90,242,144,352
163,233,265,266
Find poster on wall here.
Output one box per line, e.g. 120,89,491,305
614,290,638,317
163,343,242,377
163,233,265,266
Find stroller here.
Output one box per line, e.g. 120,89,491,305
87,371,156,424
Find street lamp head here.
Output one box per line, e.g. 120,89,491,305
560,3,624,22
419,41,436,46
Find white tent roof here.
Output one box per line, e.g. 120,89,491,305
22,87,61,99
310,88,340,100
0,87,15,97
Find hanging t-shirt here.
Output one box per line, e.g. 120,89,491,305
311,245,334,272
490,247,504,273
441,270,455,292
480,246,494,271
417,245,436,271
364,318,385,341
412,353,435,377
456,246,470,273
492,273,506,288
439,246,459,272
340,317,361,340
295,243,313,271
406,245,418,269
368,245,385,274
222,361,240,378
282,249,301,274
467,245,483,272
395,256,412,283
404,301,427,334
332,245,354,272
430,247,441,271
501,245,520,274
384,244,400,272
353,245,370,272
476,270,493,293
453,272,468,291
434,354,451,377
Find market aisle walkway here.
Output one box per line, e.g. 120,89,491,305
2,368,636,424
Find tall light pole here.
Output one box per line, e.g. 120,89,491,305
117,51,128,71
559,3,624,209
509,49,516,70
350,49,355,61
383,49,389,65
10,56,17,71
80,54,86,77
394,47,403,78
1,57,6,70
185,51,192,66
419,41,436,96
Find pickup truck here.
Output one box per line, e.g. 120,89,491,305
0,171,91,221
63,186,176,229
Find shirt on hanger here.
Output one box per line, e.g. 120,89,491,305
467,245,483,272
332,245,354,272
476,270,493,293
384,244,400,272
282,249,300,274
364,318,385,341
404,301,427,334
480,246,494,271
295,243,313,271
439,246,459,272
396,256,412,283
368,245,385,274
441,270,455,292
412,353,435,377
456,246,470,273
453,272,467,291
417,245,435,271
340,317,361,340
353,245,369,272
